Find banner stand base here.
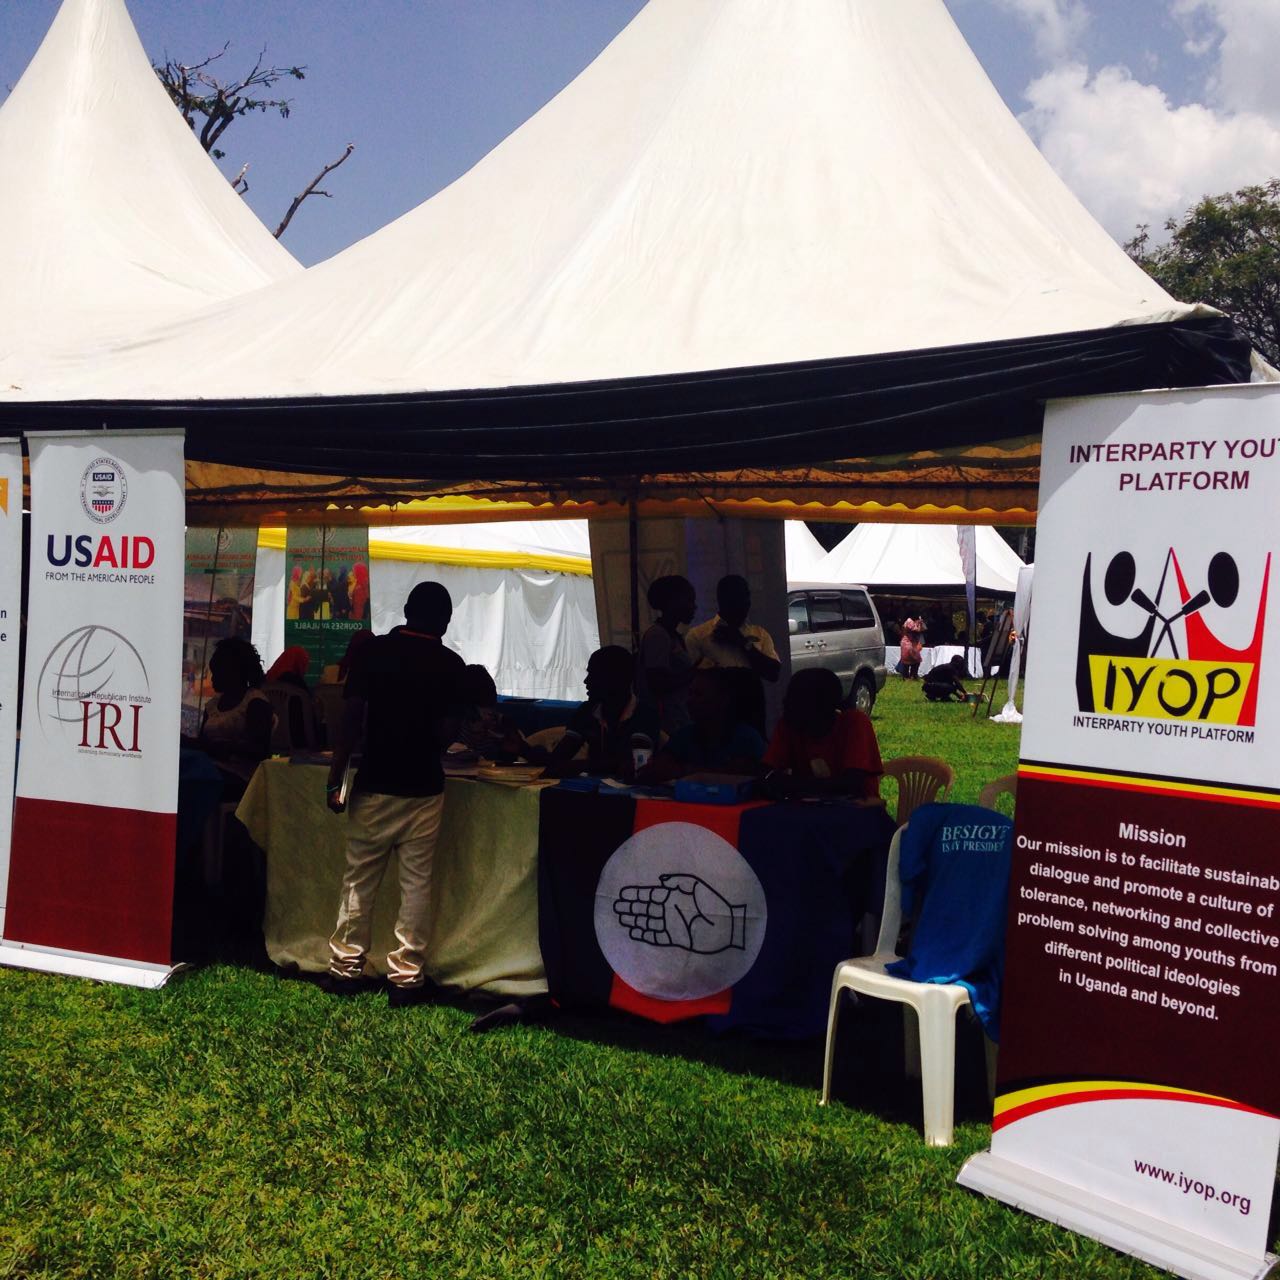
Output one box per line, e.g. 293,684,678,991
0,940,183,989
958,1152,1277,1280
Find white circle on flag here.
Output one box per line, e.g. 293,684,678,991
594,821,767,1002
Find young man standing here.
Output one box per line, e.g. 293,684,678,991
324,581,466,1007
685,574,781,735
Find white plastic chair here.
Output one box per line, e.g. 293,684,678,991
262,681,320,753
977,773,1017,816
820,826,979,1147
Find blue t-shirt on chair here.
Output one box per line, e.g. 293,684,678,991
885,803,1014,1040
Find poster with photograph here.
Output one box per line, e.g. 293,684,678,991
284,527,370,677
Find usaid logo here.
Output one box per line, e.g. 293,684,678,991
80,456,127,524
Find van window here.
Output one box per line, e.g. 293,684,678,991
841,590,876,629
809,593,845,633
788,595,810,635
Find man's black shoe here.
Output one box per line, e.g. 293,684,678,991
387,979,439,1009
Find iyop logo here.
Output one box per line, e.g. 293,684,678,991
1075,548,1270,726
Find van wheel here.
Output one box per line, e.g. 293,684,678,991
851,675,876,714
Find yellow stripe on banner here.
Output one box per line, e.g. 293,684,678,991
1018,763,1280,809
256,528,592,577
995,1079,1229,1118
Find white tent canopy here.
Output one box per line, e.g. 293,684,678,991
784,522,830,582
815,524,1027,594
0,0,298,392
17,0,1193,402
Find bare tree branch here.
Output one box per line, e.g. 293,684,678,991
154,44,305,160
230,162,250,195
274,144,355,239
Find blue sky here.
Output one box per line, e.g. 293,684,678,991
3,0,1279,266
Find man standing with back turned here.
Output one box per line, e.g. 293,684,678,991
324,581,465,1007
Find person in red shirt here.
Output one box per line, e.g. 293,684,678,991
763,668,883,800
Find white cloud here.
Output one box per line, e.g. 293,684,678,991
990,0,1089,61
1173,0,1280,119
1020,62,1280,240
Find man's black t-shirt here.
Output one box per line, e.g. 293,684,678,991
345,627,467,797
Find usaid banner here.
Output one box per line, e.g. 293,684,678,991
959,386,1280,1280
0,442,24,936
1,431,185,985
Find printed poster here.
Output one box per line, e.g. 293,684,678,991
284,526,370,677
3,431,185,970
960,386,1280,1279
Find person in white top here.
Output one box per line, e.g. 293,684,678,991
684,574,781,735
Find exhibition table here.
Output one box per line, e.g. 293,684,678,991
238,762,895,1036
236,761,549,997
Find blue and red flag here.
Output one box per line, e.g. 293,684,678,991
537,789,894,1038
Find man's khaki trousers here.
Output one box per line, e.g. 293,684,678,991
328,790,445,988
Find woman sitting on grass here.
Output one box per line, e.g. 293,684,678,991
762,667,883,800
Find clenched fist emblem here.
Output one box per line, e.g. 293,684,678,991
613,873,747,953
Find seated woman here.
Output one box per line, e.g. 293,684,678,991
539,646,660,780
763,667,883,800
455,664,526,759
194,636,273,800
641,668,765,783
922,654,969,702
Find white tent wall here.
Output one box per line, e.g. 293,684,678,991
252,517,870,711
368,562,597,703
251,527,598,703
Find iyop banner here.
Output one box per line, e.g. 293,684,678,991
959,387,1280,1280
1,431,185,985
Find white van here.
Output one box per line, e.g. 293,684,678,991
787,584,888,713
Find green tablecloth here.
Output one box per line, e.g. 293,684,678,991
237,762,548,997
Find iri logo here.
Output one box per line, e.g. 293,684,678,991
35,625,150,754
80,456,127,524
1076,549,1270,726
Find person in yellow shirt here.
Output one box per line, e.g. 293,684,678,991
684,574,780,735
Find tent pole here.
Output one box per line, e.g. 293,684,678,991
628,489,640,654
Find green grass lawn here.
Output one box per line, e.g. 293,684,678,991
0,679,1266,1279
870,673,1022,810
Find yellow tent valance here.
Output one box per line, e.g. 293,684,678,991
256,527,592,577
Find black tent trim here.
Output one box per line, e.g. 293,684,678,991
0,317,1251,481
